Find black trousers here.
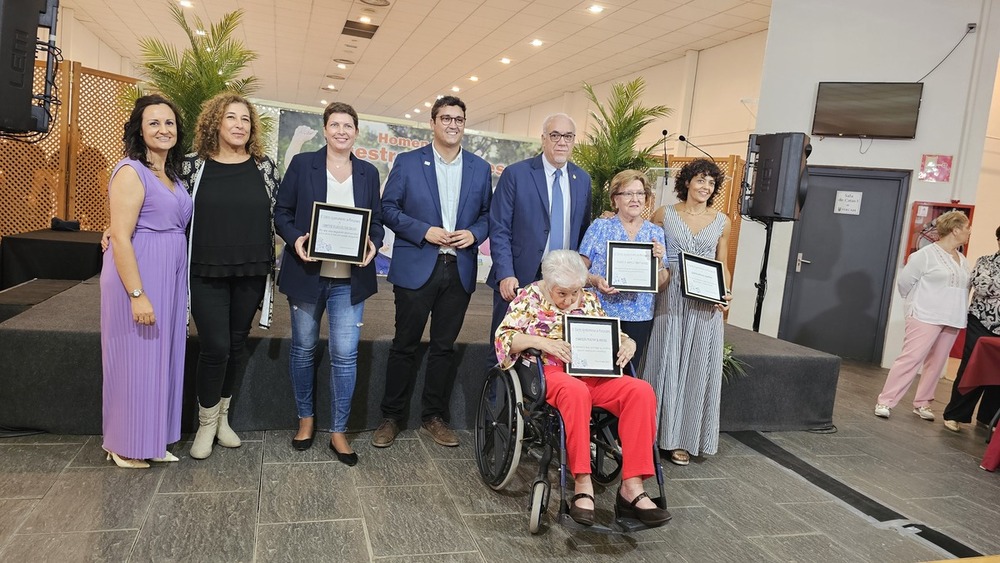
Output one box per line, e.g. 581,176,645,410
382,258,472,423
190,274,267,408
621,319,653,371
943,313,1000,424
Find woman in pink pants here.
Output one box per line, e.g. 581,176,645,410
875,211,971,421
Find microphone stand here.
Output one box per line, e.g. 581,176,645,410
678,135,716,163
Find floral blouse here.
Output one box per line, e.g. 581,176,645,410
578,216,666,322
969,252,1000,334
495,281,621,370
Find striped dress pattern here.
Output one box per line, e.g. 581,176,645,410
640,206,726,456
100,158,193,459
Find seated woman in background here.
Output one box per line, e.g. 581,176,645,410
101,94,192,468
579,169,668,364
494,250,670,528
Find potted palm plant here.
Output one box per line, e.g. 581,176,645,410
123,3,262,152
572,77,671,218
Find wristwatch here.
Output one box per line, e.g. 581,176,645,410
130,288,144,298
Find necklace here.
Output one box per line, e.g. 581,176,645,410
329,158,350,170
681,206,708,216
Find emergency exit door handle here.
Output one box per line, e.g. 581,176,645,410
796,253,811,272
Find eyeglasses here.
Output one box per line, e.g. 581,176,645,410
546,131,576,143
437,115,466,126
614,191,646,200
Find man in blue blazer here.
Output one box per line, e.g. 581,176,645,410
376,96,492,448
487,113,592,337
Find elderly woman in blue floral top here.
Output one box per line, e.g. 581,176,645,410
579,170,668,363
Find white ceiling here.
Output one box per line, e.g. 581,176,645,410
61,0,771,122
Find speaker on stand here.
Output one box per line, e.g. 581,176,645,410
739,132,812,331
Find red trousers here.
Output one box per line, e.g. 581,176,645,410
543,363,657,480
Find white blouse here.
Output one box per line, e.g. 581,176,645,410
897,243,970,328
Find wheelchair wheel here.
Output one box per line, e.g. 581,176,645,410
591,422,622,485
528,480,548,534
475,366,524,490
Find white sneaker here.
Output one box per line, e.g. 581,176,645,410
943,420,960,432
874,404,891,418
913,406,935,421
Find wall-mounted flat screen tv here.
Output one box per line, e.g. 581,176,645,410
811,82,923,139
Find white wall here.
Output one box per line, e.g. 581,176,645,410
47,7,131,75
969,59,1000,260
736,0,1000,367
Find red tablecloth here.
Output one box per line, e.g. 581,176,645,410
958,336,1000,394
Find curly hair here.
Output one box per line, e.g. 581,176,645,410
608,169,650,212
123,94,185,183
192,92,264,160
675,158,724,206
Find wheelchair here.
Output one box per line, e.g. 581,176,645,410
474,350,668,534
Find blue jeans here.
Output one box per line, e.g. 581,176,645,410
288,280,364,433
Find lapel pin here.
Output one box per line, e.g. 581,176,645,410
572,174,577,180
424,161,431,166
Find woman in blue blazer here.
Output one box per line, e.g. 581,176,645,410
273,102,384,465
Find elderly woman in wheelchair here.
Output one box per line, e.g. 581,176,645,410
488,249,670,530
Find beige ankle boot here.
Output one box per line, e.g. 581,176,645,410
190,402,220,459
216,396,241,448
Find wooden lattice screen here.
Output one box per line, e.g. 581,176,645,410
0,61,68,238
0,61,134,239
664,154,747,280
66,63,136,231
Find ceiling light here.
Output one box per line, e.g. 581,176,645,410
337,63,347,70
424,102,432,107
325,74,346,80
333,58,355,65
405,113,411,118
451,86,460,92
359,15,371,24
360,0,390,6
178,0,193,7
588,5,604,13
436,94,444,99
469,76,478,82
500,57,511,64
320,99,328,105
195,29,206,36
414,108,421,113
530,39,543,47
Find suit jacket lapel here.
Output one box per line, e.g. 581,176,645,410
350,154,365,205
310,148,327,204
455,149,474,220
420,145,443,222
567,162,586,232
531,155,550,226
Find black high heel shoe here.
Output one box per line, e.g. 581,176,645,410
568,493,595,526
292,431,315,451
330,442,358,466
616,488,671,527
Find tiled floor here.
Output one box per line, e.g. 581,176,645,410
1,360,997,562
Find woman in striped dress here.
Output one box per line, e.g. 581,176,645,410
101,95,192,468
640,159,731,466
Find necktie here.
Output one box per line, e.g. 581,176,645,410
550,168,564,251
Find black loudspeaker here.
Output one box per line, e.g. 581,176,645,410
0,0,47,133
746,132,811,221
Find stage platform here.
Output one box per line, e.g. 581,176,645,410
0,277,839,435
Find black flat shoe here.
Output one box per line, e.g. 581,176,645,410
616,489,671,527
330,442,358,466
568,493,595,526
292,432,314,451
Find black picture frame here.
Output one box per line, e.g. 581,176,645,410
605,240,657,293
306,202,372,264
679,251,727,305
563,314,622,377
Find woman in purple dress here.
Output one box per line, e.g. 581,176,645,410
101,95,193,468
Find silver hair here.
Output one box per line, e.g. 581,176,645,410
541,113,577,134
541,249,589,289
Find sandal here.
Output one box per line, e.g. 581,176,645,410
568,493,595,526
670,449,690,466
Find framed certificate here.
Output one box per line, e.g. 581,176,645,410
563,315,622,377
606,241,657,293
679,251,726,305
307,202,372,264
